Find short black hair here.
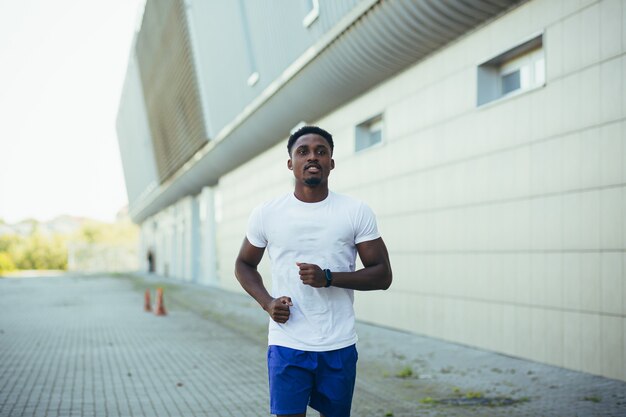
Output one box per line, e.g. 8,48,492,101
287,126,334,156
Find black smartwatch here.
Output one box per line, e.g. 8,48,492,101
323,269,333,287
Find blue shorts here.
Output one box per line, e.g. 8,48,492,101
267,344,358,417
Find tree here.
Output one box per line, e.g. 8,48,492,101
0,252,15,274
11,232,67,270
0,217,138,273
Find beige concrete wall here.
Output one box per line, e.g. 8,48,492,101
143,196,196,281
216,0,625,381
216,147,292,293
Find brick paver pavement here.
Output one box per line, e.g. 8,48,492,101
0,275,267,417
1,273,625,417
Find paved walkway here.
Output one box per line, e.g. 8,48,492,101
0,273,625,417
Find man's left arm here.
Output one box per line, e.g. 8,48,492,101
297,237,392,290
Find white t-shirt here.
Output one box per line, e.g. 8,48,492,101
246,191,380,351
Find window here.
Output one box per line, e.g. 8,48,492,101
477,34,545,106
355,115,383,152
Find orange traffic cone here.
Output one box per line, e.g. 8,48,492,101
154,287,167,316
144,289,151,312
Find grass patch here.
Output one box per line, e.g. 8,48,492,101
464,391,484,399
583,395,602,403
419,389,529,407
396,366,414,378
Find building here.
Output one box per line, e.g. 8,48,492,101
116,0,626,381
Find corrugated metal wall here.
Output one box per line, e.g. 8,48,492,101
136,0,207,184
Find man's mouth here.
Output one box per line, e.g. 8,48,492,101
305,164,321,173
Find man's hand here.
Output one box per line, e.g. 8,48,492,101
264,296,293,323
297,262,326,288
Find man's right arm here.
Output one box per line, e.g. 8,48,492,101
234,237,292,323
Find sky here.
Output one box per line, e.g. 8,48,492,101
0,0,144,224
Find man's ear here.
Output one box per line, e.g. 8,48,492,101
287,159,293,170
331,159,335,170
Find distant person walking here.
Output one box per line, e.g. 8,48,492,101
147,249,155,273
235,126,392,417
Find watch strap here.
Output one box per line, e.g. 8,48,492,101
324,269,332,287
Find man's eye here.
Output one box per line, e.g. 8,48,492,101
317,150,326,155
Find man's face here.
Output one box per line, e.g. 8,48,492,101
288,134,334,187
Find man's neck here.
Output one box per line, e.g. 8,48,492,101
293,184,329,203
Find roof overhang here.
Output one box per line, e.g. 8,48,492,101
129,0,525,223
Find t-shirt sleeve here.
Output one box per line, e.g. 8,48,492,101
246,205,267,248
354,202,380,244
